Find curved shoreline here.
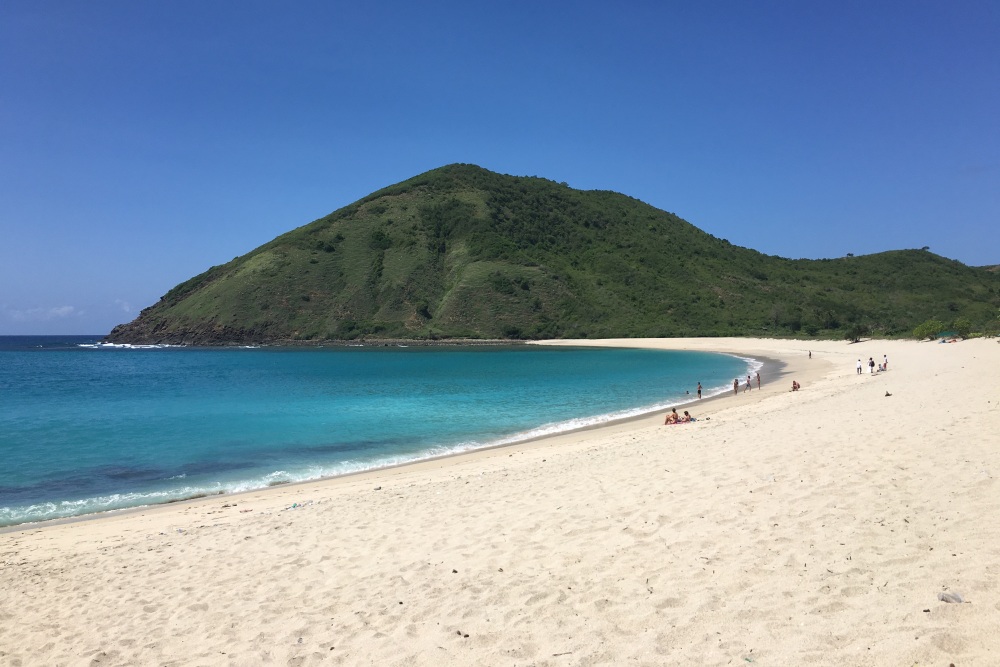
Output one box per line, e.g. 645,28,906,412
2,344,780,532
5,337,1000,666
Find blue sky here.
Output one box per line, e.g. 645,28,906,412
2,1,998,334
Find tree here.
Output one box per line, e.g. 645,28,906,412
913,318,946,340
844,323,867,343
985,311,1000,338
952,317,973,338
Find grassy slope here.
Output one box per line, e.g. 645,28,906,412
107,165,1000,344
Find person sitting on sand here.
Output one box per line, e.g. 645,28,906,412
790,380,800,391
681,410,695,422
664,408,680,425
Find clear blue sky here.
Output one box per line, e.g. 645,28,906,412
2,1,998,334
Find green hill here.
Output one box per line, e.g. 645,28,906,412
106,164,1000,344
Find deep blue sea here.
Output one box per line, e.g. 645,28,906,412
0,336,757,527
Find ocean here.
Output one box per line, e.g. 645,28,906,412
0,336,757,527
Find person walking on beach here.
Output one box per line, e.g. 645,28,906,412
743,376,751,393
809,351,812,359
756,371,761,389
697,382,702,399
733,378,738,395
857,359,863,375
868,357,875,374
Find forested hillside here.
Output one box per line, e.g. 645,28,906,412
106,164,1000,344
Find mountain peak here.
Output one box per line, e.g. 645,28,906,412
106,166,1000,344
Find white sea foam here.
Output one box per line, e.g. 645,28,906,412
77,342,186,350
0,486,219,527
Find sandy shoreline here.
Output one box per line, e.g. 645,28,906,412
2,337,999,665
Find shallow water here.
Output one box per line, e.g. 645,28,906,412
0,337,756,525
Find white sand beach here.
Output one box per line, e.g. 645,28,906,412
2,337,999,666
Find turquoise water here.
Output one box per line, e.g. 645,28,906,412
0,336,756,526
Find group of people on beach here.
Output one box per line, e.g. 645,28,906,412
665,369,763,425
856,354,889,375
667,348,893,426
664,407,695,425
666,370,766,425
733,372,761,395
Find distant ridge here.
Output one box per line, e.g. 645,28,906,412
106,164,1000,344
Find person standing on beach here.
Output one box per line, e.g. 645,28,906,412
697,382,702,399
809,351,812,359
743,376,751,393
733,378,738,395
883,354,888,370
857,359,863,375
756,371,761,389
869,357,875,374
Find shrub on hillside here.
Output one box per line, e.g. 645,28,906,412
952,317,973,339
913,318,946,340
